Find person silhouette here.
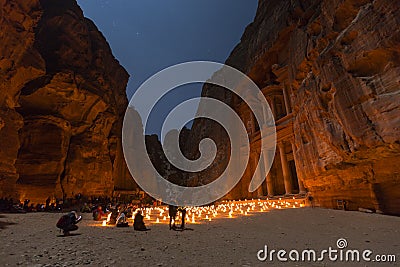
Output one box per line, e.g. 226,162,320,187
178,207,187,229
56,211,82,236
168,205,178,230
133,210,149,231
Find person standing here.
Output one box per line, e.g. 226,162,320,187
168,205,178,230
178,207,187,229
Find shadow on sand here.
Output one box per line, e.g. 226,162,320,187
172,227,194,232
0,214,17,230
56,233,82,238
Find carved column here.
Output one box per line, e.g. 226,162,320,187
270,97,277,120
253,155,264,197
282,85,291,115
290,141,306,194
266,172,274,197
261,151,274,197
278,142,292,195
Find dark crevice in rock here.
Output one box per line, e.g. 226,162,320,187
20,75,52,96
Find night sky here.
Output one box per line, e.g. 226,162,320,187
77,0,258,135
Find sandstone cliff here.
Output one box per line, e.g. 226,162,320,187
190,0,400,214
0,0,134,202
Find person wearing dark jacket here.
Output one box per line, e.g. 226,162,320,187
56,211,82,236
133,210,149,231
168,205,178,230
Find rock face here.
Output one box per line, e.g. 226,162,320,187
189,0,400,214
146,129,191,186
0,0,135,202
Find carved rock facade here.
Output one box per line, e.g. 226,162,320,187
190,0,400,214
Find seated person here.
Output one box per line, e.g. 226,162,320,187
133,210,149,231
116,212,129,227
92,206,105,221
107,208,119,225
80,203,91,213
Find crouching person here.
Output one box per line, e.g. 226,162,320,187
56,211,82,236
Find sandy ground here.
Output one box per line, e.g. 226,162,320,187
0,208,399,267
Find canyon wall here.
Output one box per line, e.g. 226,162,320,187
0,0,135,203
190,0,400,214
1,0,399,214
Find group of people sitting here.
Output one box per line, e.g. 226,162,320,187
0,198,20,213
56,204,189,236
56,208,149,235
92,204,149,231
0,197,63,213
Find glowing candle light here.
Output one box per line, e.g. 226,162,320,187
92,199,304,228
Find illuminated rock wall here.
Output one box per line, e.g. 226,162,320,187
0,0,135,202
190,0,400,214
